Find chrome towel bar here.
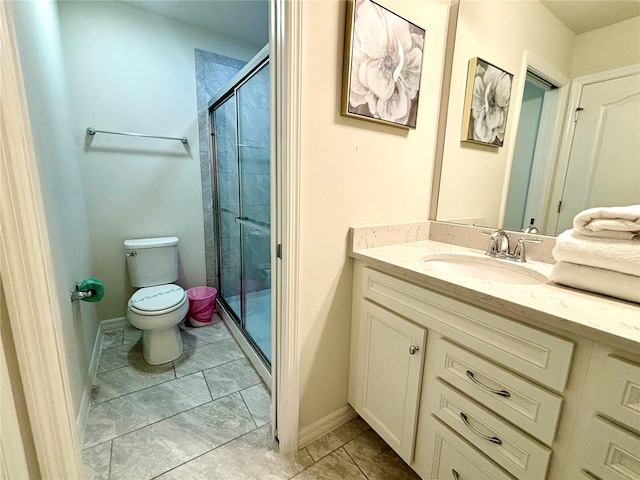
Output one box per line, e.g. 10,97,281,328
86,127,188,144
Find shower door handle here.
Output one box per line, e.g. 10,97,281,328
235,216,271,234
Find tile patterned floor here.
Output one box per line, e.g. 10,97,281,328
82,314,419,480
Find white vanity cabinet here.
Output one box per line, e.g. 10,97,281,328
348,259,640,480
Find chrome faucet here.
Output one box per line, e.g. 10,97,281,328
482,229,542,262
485,229,511,257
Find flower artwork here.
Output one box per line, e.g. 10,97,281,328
341,0,425,129
461,57,513,146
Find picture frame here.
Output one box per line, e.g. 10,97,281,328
461,57,513,147
341,0,425,129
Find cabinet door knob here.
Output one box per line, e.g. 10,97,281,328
452,469,460,480
409,345,419,355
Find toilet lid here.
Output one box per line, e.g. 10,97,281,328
129,284,185,312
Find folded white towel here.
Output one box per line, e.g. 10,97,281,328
553,229,640,277
550,261,640,304
574,205,640,240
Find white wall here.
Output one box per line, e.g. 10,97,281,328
570,16,640,78
436,0,575,226
10,0,100,418
297,0,449,430
57,2,257,320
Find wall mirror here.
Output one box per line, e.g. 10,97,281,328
431,0,640,236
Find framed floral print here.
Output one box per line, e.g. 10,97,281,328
341,0,425,129
461,57,513,146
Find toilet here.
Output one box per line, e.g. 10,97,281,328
124,236,188,365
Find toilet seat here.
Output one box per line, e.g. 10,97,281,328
128,284,186,316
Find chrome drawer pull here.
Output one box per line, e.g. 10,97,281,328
460,412,503,445
466,370,511,398
452,469,460,480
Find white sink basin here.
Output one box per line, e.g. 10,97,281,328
423,254,548,285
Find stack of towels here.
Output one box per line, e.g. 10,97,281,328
551,205,640,303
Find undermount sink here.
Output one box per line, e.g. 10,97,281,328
423,254,549,285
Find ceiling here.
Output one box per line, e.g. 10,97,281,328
120,0,269,49
120,0,638,47
540,0,640,34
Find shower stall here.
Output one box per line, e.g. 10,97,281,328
209,46,271,368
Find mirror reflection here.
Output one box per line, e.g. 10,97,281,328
434,0,640,236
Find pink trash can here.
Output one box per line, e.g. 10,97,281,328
186,286,217,327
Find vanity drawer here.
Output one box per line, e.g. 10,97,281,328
579,415,640,480
421,415,515,480
427,378,551,480
361,267,574,392
432,338,563,446
597,355,640,433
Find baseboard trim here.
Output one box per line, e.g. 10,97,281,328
298,404,357,448
76,317,127,446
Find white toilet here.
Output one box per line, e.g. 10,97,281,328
124,236,188,365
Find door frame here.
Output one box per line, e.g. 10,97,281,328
545,63,640,234
498,50,569,230
0,1,303,478
272,0,302,454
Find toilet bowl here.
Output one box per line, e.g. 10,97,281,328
124,236,186,365
127,284,188,365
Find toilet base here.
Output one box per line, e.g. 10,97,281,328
141,325,183,365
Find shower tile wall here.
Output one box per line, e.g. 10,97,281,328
195,49,246,287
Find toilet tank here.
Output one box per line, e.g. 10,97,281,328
124,236,179,287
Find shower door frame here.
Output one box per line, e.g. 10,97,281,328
208,46,273,377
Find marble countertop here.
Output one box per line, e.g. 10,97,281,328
351,240,640,351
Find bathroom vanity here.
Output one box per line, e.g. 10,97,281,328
348,226,640,480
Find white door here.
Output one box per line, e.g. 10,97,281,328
357,300,426,464
555,72,640,234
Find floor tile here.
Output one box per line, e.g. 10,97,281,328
101,329,123,350
83,372,211,449
240,382,270,427
203,358,261,400
110,393,256,480
343,429,420,480
97,341,144,374
291,448,367,480
181,316,231,349
156,425,313,480
91,362,175,404
306,417,370,462
122,324,142,345
82,441,111,480
173,338,245,377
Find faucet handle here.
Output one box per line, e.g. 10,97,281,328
482,229,510,257
513,236,543,262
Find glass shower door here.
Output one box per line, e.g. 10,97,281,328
237,63,271,363
212,59,271,366
213,95,242,321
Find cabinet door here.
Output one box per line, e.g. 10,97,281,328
355,300,426,463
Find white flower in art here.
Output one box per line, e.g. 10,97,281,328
349,0,423,124
471,64,511,144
